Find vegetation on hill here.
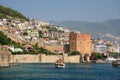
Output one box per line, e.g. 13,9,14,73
0,31,11,45
0,31,21,47
0,31,56,55
38,47,56,55
12,47,56,55
0,5,28,20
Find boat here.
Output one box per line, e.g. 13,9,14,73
55,57,65,68
105,57,116,63
112,59,120,67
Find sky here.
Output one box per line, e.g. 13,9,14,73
0,0,120,22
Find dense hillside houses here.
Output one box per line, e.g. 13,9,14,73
92,39,120,53
0,18,70,53
0,17,120,55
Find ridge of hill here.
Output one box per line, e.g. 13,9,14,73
0,5,28,20
50,19,120,41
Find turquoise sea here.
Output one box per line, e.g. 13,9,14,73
0,63,120,80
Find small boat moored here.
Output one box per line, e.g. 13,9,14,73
105,57,116,63
112,60,120,67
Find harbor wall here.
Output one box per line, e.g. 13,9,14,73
10,54,40,63
0,51,11,67
65,55,80,63
10,54,80,63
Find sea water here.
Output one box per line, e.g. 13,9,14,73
0,63,120,80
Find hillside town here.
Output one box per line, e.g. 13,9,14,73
1,1,120,80
0,17,120,67
0,18,70,52
0,18,120,53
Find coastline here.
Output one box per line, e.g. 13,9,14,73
1,53,117,68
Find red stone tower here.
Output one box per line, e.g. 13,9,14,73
69,32,91,56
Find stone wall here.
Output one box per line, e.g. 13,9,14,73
10,54,80,63
0,51,11,67
10,54,40,63
65,55,80,63
40,55,58,63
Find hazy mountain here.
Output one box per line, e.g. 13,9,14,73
50,19,120,40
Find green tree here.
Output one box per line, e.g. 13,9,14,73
68,51,81,56
0,31,11,45
90,52,102,60
0,31,21,47
23,32,28,36
38,30,43,38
